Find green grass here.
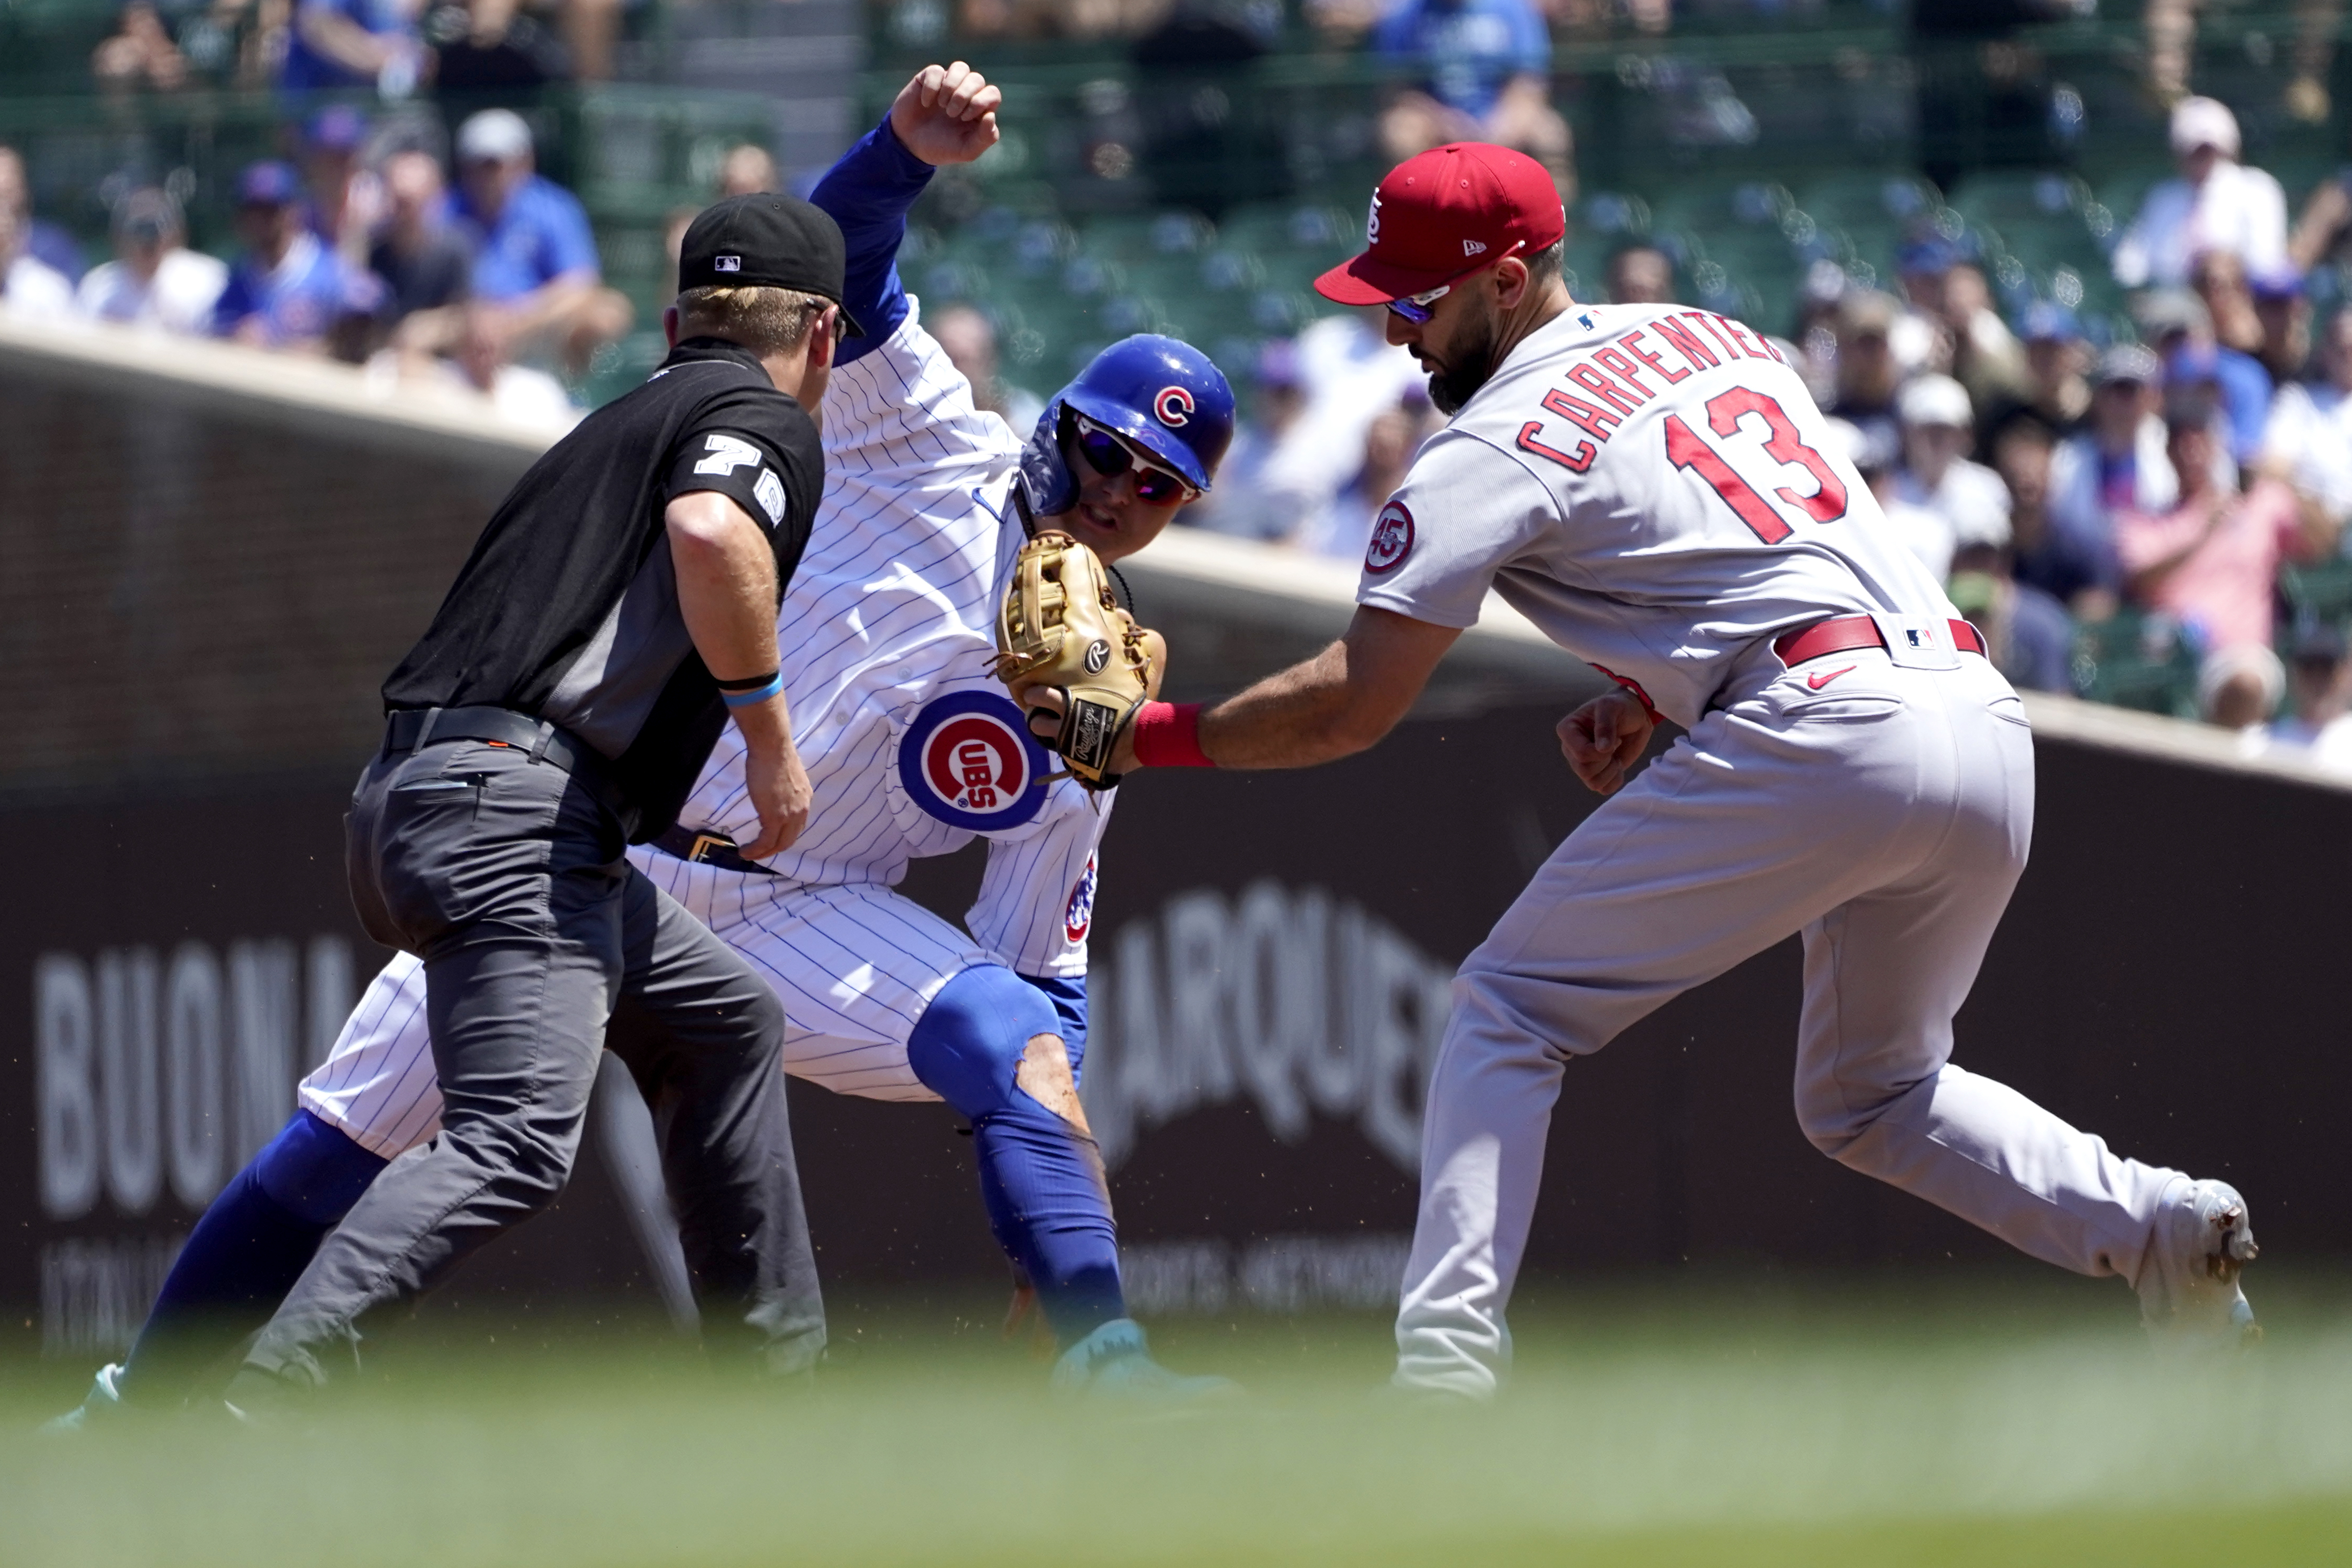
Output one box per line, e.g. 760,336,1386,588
5,1274,2349,1567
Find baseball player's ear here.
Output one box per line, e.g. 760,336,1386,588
662,304,680,350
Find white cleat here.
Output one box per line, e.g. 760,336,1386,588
2138,1177,2260,1354
39,1363,128,1435
1050,1319,1242,1405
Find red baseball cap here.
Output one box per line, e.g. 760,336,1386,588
1315,143,1568,306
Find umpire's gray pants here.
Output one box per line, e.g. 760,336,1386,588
240,736,823,1390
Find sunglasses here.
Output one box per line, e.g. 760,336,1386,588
1387,283,1451,324
1069,412,1198,506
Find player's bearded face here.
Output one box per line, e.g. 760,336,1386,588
1414,292,1503,416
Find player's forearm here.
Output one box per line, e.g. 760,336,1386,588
1200,644,1401,769
669,493,785,731
809,118,932,349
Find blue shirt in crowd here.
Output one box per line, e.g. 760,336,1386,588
278,0,417,93
211,230,366,345
1372,0,1551,121
454,174,601,303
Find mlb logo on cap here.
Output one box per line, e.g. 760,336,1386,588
715,255,742,273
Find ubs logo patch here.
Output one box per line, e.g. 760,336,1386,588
897,691,1050,832
1365,499,1415,574
1064,853,1097,944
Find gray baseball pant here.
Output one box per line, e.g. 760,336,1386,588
238,736,823,1391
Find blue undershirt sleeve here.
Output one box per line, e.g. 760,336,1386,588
809,116,936,366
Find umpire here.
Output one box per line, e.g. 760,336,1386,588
228,196,847,1400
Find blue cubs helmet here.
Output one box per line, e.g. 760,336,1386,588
1016,334,1235,519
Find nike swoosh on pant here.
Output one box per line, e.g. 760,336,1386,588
1806,665,1858,690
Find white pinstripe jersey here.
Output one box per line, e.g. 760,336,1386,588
668,296,1111,978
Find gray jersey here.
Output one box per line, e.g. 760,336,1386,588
1356,302,1953,728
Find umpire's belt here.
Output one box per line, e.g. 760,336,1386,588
1774,614,1986,667
650,824,777,877
382,706,634,828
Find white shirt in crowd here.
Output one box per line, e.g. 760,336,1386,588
1256,312,1424,522
2,252,75,318
2112,160,2289,290
76,248,228,335
2260,381,2352,524
1893,456,2012,571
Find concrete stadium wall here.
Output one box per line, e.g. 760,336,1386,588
5,321,2349,1359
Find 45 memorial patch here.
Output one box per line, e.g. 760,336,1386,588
897,690,1052,831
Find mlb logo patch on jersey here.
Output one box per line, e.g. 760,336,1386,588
1064,853,1098,944
1365,500,1415,574
897,691,1051,831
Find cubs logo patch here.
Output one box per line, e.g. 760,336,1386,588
1153,386,1194,427
1365,499,1415,574
896,691,1050,832
1064,854,1098,944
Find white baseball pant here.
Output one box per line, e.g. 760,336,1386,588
1395,648,2186,1396
302,856,996,1155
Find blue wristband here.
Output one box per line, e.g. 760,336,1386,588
720,673,784,708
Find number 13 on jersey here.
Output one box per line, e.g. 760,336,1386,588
1662,387,1848,544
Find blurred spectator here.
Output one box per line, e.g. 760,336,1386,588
0,147,87,283
2015,301,2091,433
2249,267,2311,384
1366,0,1573,183
2112,97,2288,290
1186,338,1309,542
1936,255,2031,429
0,200,75,320
1246,307,1427,541
2267,624,2352,773
211,160,371,352
2287,147,2352,274
2257,306,2352,531
304,105,385,270
2138,287,2271,465
1831,415,1953,582
2117,397,2334,727
1604,241,1675,305
1823,290,1904,454
76,188,226,335
2049,345,2175,575
449,109,629,376
930,303,1044,434
1946,539,2076,695
1894,373,2011,569
92,1,190,93
430,0,593,93
1302,398,1429,559
2191,248,2265,357
718,143,779,198
1992,415,2118,619
369,148,472,340
280,0,427,95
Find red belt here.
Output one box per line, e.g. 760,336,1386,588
1773,614,1986,668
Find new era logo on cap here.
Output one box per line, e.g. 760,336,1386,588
1316,143,1566,308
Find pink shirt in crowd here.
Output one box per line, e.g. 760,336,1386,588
2115,478,2306,652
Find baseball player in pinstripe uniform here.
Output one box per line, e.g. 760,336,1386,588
48,65,1233,1426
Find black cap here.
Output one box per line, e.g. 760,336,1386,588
678,194,861,337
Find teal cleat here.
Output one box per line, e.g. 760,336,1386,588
39,1363,128,1435
1049,1319,1241,1404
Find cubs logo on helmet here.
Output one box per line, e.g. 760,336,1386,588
1064,854,1098,944
1153,386,1194,427
896,691,1050,832
1365,499,1415,574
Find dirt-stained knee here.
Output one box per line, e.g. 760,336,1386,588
1014,1033,1092,1135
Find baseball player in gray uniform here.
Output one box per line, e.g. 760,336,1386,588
1028,142,2259,1399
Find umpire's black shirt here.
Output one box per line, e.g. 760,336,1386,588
383,338,823,840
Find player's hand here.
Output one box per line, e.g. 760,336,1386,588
740,733,813,859
1558,689,1653,796
1013,685,1144,777
891,61,1002,167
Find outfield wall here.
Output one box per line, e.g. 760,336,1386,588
5,320,2349,1357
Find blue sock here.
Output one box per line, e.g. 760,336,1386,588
120,1110,387,1403
907,965,1125,1347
